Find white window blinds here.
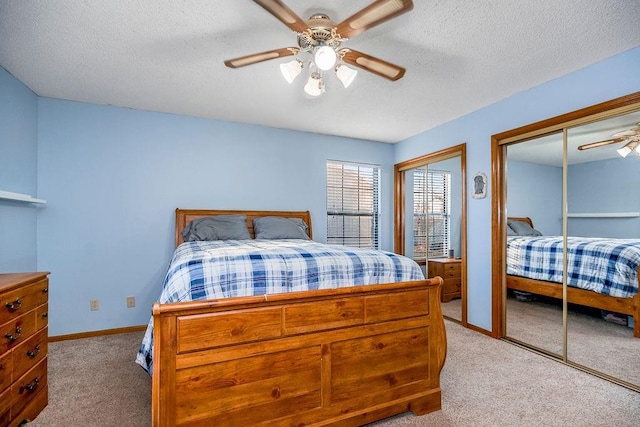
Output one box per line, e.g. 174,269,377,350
412,168,450,259
326,161,380,249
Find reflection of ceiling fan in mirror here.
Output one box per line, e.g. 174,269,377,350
577,122,640,157
224,0,414,97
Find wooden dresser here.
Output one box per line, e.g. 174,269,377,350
0,272,49,426
428,258,461,302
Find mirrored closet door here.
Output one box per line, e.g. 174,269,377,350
493,92,640,392
395,144,467,323
504,132,564,357
565,111,640,387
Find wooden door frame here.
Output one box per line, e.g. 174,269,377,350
394,143,467,326
490,91,640,338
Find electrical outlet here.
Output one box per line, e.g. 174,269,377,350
126,296,135,308
90,299,99,311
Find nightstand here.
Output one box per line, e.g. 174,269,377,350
427,258,461,302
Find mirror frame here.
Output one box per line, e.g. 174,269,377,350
394,143,467,326
490,91,640,338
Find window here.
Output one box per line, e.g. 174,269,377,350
326,161,380,249
412,168,450,259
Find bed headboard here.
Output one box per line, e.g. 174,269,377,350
508,217,534,228
175,209,313,247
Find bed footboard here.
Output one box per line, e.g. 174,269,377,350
152,278,446,426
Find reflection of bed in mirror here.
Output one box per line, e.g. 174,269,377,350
506,217,640,338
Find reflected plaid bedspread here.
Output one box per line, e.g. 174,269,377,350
136,239,424,374
506,235,640,298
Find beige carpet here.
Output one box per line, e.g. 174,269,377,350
506,295,640,386
29,332,151,426
441,298,462,322
29,321,640,426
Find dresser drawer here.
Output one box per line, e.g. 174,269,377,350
35,304,48,331
11,357,47,419
440,263,460,278
0,351,13,393
0,312,37,355
13,328,47,381
442,278,461,295
0,280,48,326
0,386,10,426
10,383,47,427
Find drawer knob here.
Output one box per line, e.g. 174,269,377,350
27,344,40,358
5,326,22,342
5,298,22,311
42,312,48,318
42,288,48,293
25,377,39,393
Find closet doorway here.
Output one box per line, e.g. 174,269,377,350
395,144,467,324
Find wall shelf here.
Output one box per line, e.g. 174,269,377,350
567,212,639,218
0,190,46,204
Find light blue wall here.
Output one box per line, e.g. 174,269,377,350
506,157,638,238
3,46,640,336
507,160,562,235
568,157,640,238
395,46,640,331
0,66,39,272
36,99,395,335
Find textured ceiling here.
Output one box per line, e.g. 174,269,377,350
1,0,639,143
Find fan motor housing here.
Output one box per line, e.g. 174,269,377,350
298,14,341,50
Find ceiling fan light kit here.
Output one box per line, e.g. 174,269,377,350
225,0,414,97
279,59,303,83
335,64,358,88
577,122,640,158
616,139,640,158
314,45,337,71
304,72,324,97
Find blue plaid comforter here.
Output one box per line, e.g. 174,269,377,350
135,239,424,374
506,236,640,298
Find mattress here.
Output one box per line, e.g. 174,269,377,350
506,235,640,298
136,239,425,373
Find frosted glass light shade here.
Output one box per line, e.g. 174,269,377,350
617,145,632,157
314,46,337,71
616,145,631,157
280,60,303,83
304,73,323,97
335,64,358,88
617,140,639,157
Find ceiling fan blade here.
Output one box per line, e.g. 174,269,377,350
340,49,406,81
613,129,638,138
577,137,626,151
612,122,640,138
224,47,299,68
253,0,309,33
334,0,414,39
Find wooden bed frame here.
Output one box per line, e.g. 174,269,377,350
152,209,447,426
507,217,640,338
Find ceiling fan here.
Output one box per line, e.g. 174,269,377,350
224,0,414,96
577,123,640,157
